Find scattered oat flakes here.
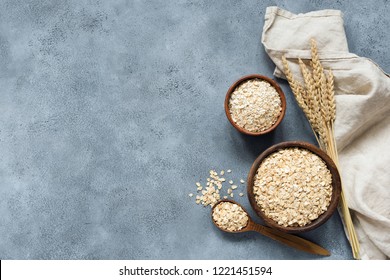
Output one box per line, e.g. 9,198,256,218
240,179,245,184
212,202,248,231
189,193,193,197
239,193,244,197
191,170,223,207
192,168,247,207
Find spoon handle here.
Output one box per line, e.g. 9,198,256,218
247,222,330,256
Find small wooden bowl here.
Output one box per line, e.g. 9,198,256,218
224,74,286,136
247,141,341,233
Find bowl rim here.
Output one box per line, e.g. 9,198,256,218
247,141,341,233
224,74,286,136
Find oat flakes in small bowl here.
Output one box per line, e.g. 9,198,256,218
247,141,341,233
225,74,286,136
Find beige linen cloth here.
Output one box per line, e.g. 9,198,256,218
261,7,390,259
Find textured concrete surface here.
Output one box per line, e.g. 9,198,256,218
0,0,389,259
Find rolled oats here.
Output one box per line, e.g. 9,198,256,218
212,202,249,231
229,79,282,133
253,148,332,227
192,169,246,207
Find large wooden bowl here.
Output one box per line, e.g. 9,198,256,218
247,141,341,233
224,74,286,136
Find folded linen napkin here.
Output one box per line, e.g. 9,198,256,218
261,6,390,259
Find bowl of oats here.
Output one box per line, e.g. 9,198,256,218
225,74,286,136
247,141,341,233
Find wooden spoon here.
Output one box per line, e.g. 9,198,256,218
211,200,330,256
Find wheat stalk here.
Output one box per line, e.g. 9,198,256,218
282,40,361,259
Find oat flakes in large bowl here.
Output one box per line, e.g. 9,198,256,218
247,141,341,233
225,74,286,136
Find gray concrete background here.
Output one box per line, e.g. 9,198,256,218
0,0,389,259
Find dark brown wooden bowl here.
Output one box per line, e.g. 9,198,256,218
224,74,286,136
247,141,341,233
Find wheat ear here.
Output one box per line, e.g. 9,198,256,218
282,56,321,145
282,56,309,113
310,39,323,89
326,69,336,122
298,58,328,148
